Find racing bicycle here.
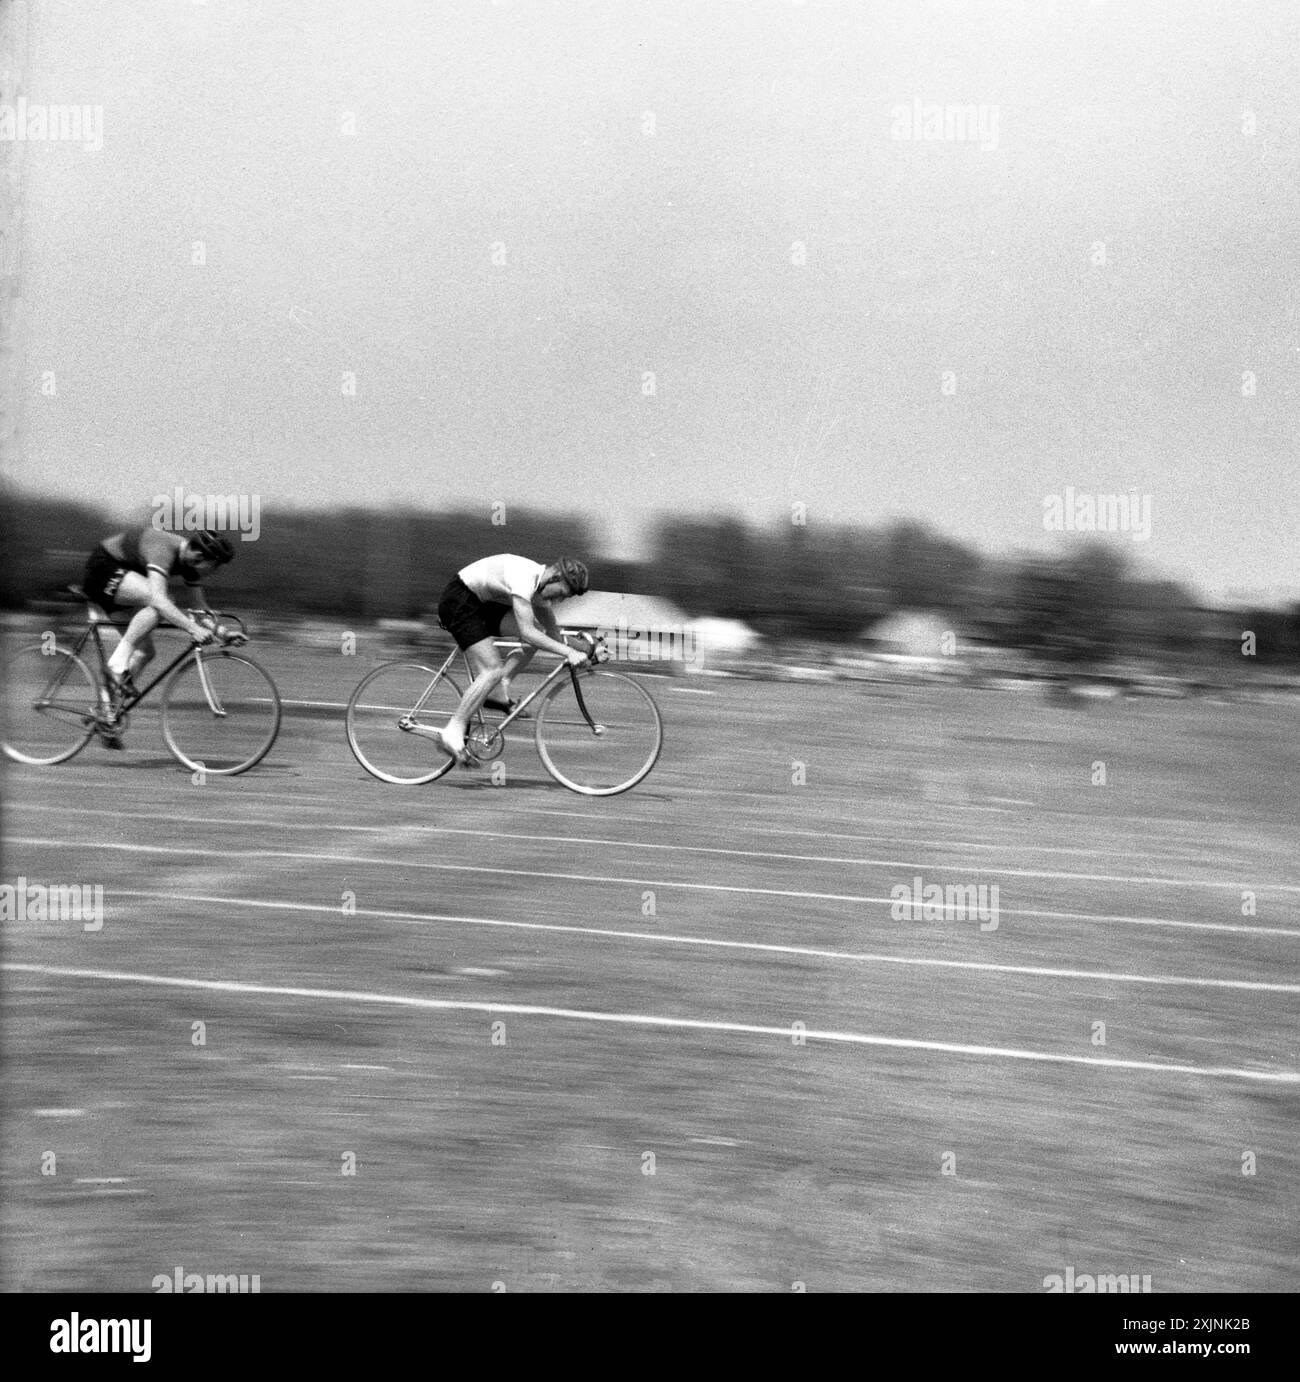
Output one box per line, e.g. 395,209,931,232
345,633,663,796
2,592,282,774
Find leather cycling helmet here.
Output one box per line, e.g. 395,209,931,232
189,529,236,564
554,556,589,597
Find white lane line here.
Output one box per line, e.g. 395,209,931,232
13,807,1284,936
9,813,1292,894
0,803,1201,875
10,802,1185,866
8,780,651,826
178,756,1018,810
11,837,1300,933
667,785,1016,812
506,811,1242,860
5,757,1287,833
108,891,1300,991
333,825,1285,889
0,767,1006,814
6,961,1296,1084
4,789,1257,863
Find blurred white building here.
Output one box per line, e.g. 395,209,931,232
862,609,965,676
559,591,696,668
683,616,763,674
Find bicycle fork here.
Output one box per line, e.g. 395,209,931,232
567,665,603,734
193,651,228,717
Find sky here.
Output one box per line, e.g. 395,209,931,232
2,0,1298,604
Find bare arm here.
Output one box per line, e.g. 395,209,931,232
146,570,212,641
512,595,585,664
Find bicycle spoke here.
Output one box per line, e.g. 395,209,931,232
161,651,281,774
2,643,99,766
345,662,462,785
535,670,662,795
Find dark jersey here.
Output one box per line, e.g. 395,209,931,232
101,529,202,587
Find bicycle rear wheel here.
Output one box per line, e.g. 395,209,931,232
534,669,662,796
2,643,99,765
161,650,282,775
345,661,461,785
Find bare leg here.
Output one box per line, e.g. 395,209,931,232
498,644,535,702
107,605,160,677
440,638,506,759
126,633,156,682
493,612,541,705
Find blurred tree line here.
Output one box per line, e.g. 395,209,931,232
2,489,1297,666
0,493,587,623
639,514,1299,665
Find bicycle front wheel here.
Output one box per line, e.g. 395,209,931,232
535,669,663,796
2,643,99,766
345,661,462,785
161,651,282,775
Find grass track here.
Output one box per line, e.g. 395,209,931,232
3,644,1297,1291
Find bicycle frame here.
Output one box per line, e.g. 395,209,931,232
400,633,603,742
64,608,244,719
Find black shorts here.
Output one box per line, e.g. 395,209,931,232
82,546,134,613
437,576,511,651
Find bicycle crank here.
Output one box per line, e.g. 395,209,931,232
467,726,504,759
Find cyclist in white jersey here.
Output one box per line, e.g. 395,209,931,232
433,554,590,765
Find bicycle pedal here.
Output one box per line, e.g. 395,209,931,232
106,676,136,710
94,718,127,748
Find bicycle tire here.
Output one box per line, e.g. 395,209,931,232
1,643,99,766
345,661,462,785
534,668,663,796
160,650,282,775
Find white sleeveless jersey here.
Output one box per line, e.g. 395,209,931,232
458,554,546,604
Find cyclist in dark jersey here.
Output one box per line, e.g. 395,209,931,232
82,527,236,723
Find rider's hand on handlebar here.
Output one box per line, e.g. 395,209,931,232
191,624,216,646
565,647,589,669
